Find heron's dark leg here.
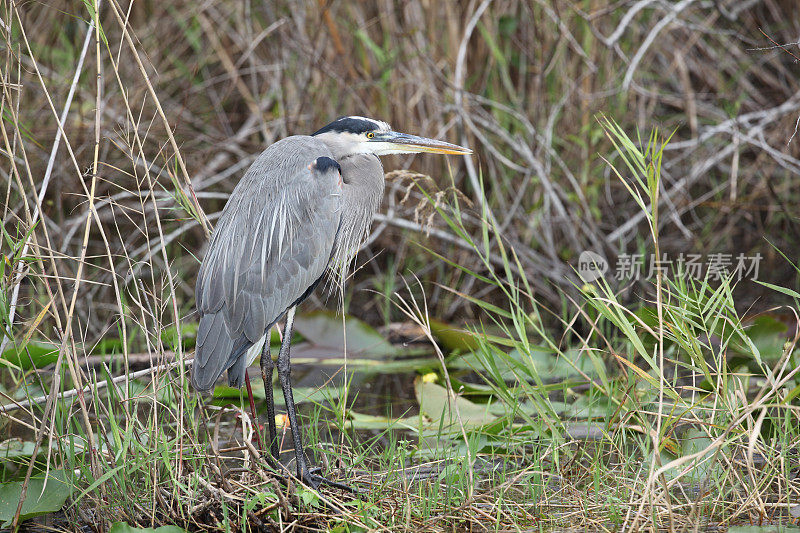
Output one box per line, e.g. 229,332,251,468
276,307,313,481
259,333,279,461
276,307,356,493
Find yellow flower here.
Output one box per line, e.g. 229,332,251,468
421,372,437,383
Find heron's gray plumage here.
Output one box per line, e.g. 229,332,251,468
190,115,471,488
329,154,384,282
193,136,344,391
191,116,470,398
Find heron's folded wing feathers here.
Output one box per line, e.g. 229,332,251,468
192,136,341,390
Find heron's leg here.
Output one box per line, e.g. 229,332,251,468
244,372,264,451
277,307,357,493
275,307,312,482
259,333,279,461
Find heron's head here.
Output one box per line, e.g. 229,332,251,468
312,116,471,159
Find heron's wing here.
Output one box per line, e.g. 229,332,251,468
192,136,341,391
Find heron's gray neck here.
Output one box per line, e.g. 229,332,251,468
339,153,384,234
329,154,385,277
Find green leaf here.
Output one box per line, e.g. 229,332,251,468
746,315,788,338
161,322,199,351
784,381,800,404
549,349,601,379
297,487,320,509
0,470,72,527
293,311,397,356
414,378,496,428
343,411,419,431
92,337,125,355
213,385,353,406
727,527,800,533
679,428,718,480
755,281,800,299
1,341,59,371
108,523,189,533
429,319,481,352
548,396,614,419
740,315,789,362
453,345,593,383
0,439,37,461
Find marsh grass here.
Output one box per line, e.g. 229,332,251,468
415,118,800,530
1,1,799,531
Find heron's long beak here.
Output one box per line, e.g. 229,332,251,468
371,131,472,155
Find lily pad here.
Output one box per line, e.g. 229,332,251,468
549,395,614,419
212,385,349,406
549,349,601,379
0,470,71,527
429,319,481,352
739,315,789,362
344,411,420,431
0,439,37,461
680,428,718,479
452,346,550,382
728,527,800,533
414,377,495,428
454,345,595,383
293,311,397,356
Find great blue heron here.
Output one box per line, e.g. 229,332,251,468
192,116,470,488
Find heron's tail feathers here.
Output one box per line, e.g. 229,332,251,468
191,312,235,392
226,334,268,388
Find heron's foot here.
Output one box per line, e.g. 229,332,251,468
300,468,360,494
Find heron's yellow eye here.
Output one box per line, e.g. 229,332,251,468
367,132,374,138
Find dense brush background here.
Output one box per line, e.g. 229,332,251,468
3,1,800,530
3,0,800,344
